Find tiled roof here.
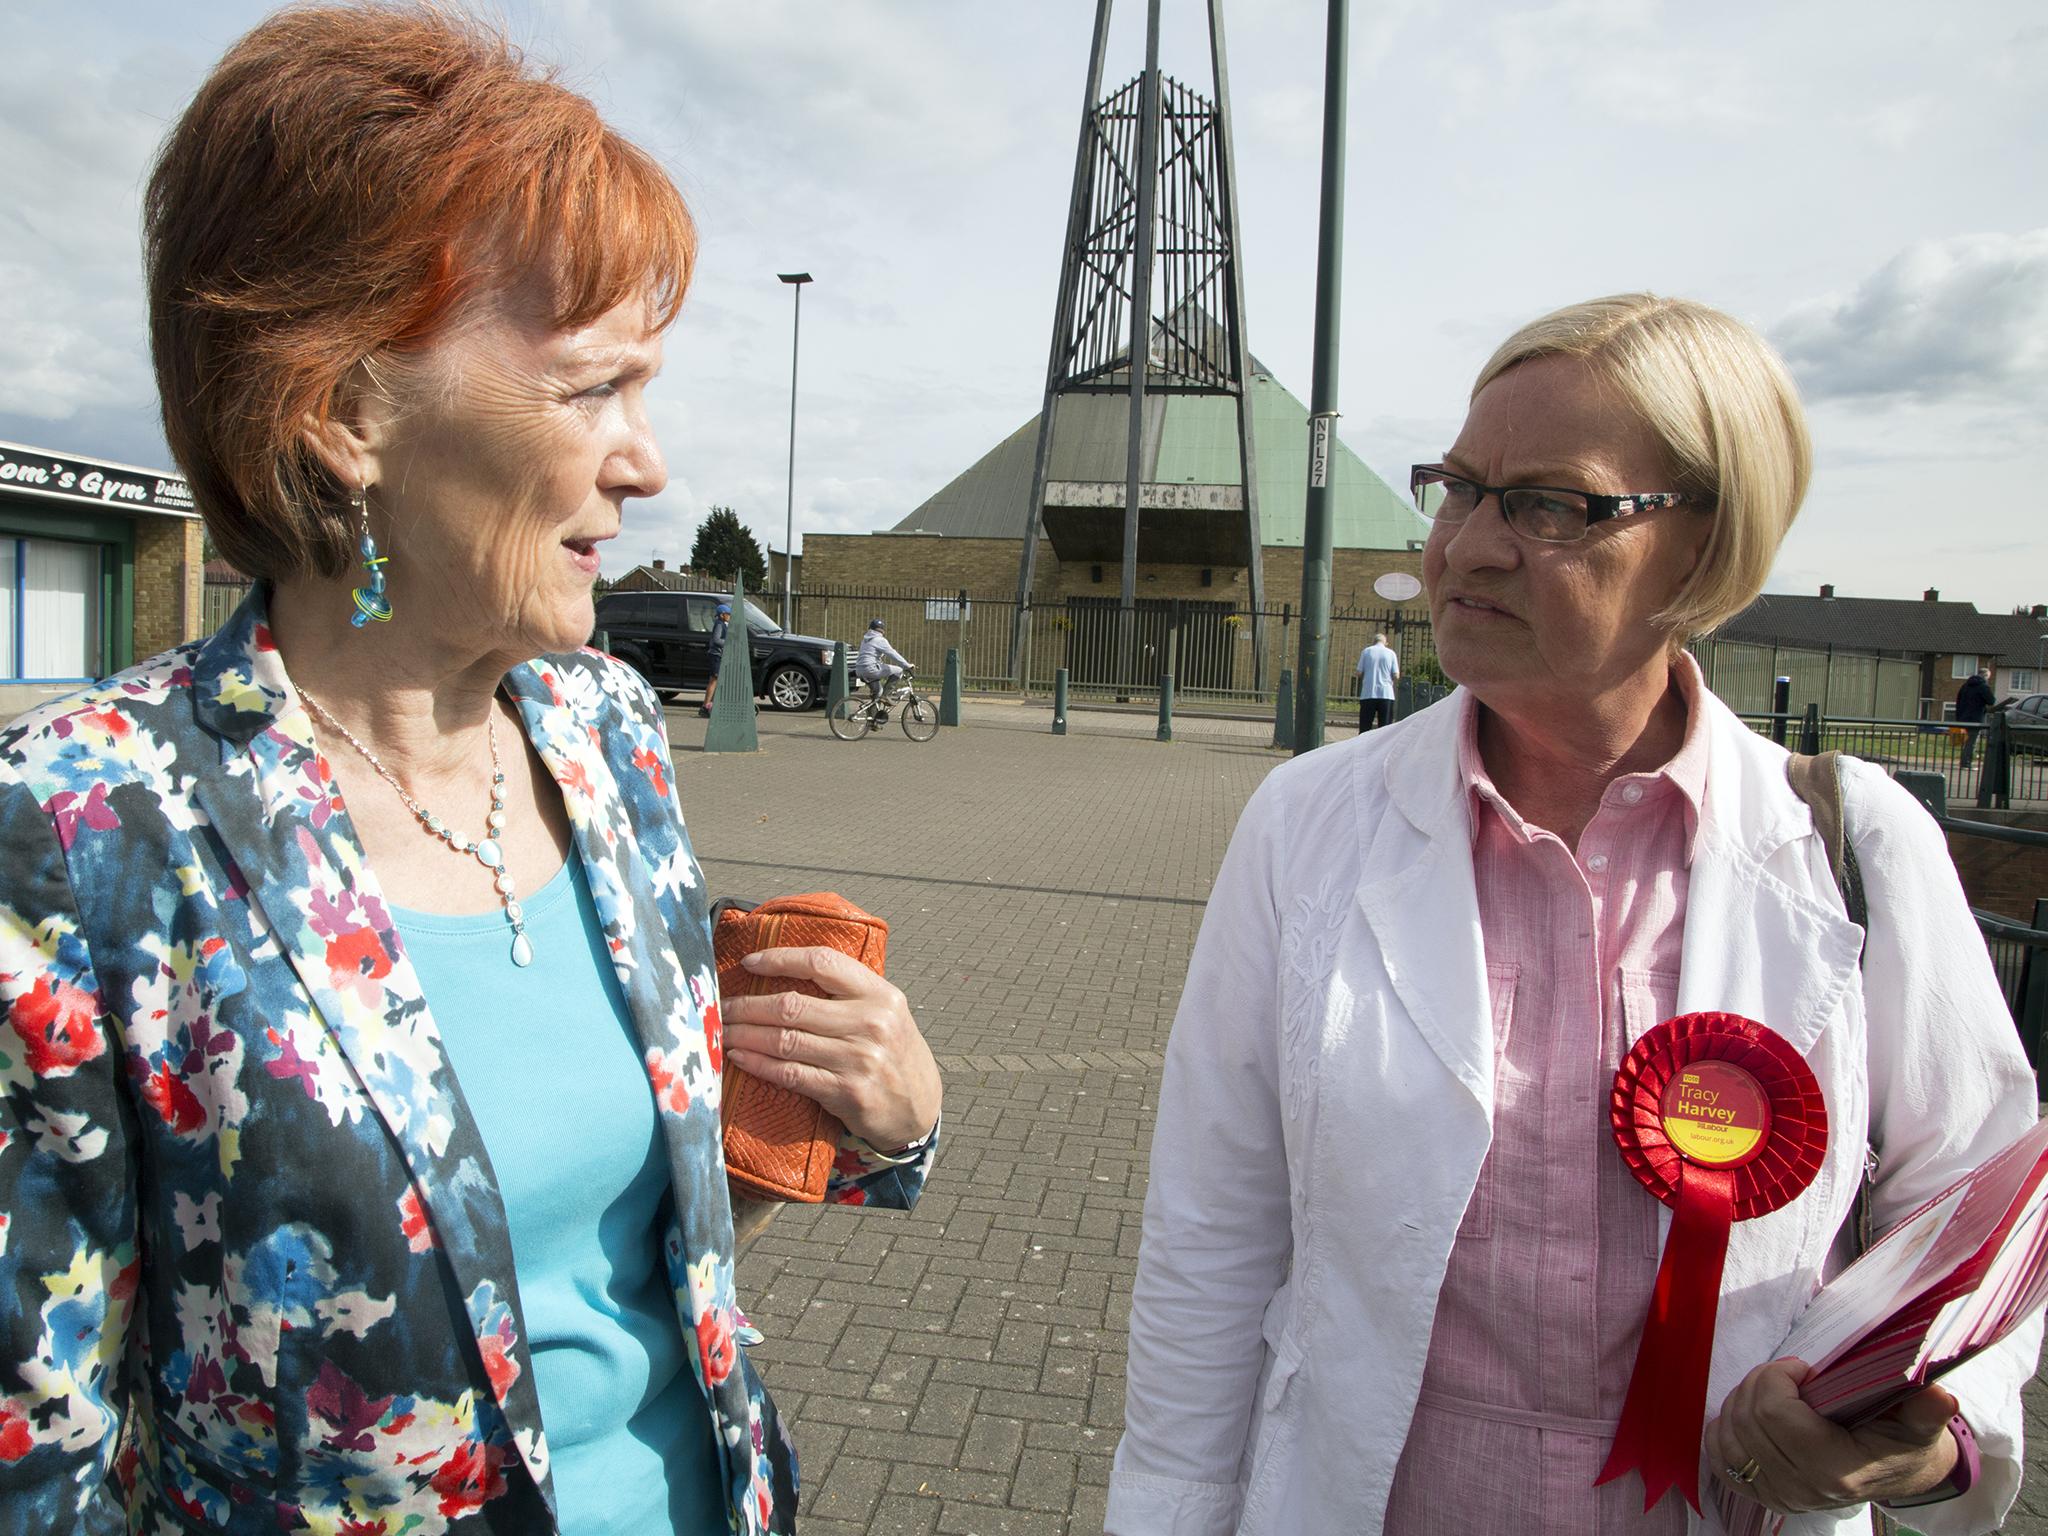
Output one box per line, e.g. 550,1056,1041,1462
616,564,690,590
1721,593,2048,665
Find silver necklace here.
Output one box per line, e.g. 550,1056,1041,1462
299,689,533,967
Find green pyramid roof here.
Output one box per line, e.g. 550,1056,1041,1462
892,363,1427,552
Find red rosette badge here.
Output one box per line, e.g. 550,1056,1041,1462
1596,1012,1827,1514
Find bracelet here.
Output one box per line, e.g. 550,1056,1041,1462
854,1117,939,1167
1881,1415,1978,1509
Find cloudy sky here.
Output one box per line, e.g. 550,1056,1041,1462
4,0,2045,613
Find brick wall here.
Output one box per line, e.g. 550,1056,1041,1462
795,532,1429,613
1260,546,1429,613
1945,810,2048,926
133,515,204,660
798,534,1053,597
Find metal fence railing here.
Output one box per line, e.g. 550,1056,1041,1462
1739,709,2048,806
779,589,1447,711
1978,903,2048,1062
189,576,2048,793
1892,771,2048,1060
203,579,252,633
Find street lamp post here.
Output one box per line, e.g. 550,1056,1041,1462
777,272,813,632
1293,0,1349,754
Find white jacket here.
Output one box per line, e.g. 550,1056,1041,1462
1108,686,2040,1536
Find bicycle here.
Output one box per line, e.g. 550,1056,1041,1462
828,671,939,741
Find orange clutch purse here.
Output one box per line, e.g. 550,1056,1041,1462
711,893,888,1203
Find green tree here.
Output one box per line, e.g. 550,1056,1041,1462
688,506,767,589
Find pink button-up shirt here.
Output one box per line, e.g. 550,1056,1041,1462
1384,661,1710,1534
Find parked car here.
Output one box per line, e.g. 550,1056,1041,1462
2002,693,2048,759
592,590,836,710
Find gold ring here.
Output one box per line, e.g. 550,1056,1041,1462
1727,1455,1761,1485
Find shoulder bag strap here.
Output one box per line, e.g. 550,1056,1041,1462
1785,752,1895,1536
1786,752,1881,1249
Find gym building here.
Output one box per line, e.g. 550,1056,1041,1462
0,440,204,723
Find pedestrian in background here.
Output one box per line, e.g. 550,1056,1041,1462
1355,629,1401,732
1956,664,1996,771
700,598,732,716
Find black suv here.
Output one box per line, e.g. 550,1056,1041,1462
2003,693,2048,759
593,590,836,710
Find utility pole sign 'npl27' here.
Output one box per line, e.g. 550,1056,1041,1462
1294,0,1350,756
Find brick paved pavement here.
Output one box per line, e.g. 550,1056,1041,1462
668,697,2048,1535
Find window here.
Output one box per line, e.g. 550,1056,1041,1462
2009,669,2037,692
5,536,103,682
1952,654,1977,679
632,595,685,634
685,596,716,633
0,541,14,676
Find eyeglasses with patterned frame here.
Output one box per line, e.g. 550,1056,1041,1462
1410,464,1696,545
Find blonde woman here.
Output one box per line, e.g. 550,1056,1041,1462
1109,295,2037,1535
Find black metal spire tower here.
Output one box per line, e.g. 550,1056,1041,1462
1009,0,1264,688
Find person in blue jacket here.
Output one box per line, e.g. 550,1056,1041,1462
701,601,732,717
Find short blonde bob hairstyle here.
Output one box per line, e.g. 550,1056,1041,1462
1473,293,1811,640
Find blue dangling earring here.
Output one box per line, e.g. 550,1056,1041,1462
348,485,391,628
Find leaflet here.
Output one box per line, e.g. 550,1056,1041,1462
1713,1116,2048,1536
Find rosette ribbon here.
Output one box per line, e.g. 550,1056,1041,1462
1596,1012,1827,1514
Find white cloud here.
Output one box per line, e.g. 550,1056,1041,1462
1844,95,1935,152
1772,229,2048,405
0,43,187,421
1468,0,1764,128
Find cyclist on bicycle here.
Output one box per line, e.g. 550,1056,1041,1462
854,617,913,711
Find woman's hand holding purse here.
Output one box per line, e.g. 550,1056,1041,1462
722,944,941,1154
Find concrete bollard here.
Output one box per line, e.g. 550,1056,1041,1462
1799,702,1822,756
1052,668,1069,735
1156,672,1173,742
827,640,849,714
1272,669,1294,749
703,570,760,753
1895,770,1947,820
940,647,963,727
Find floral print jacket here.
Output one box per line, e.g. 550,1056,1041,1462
0,588,934,1534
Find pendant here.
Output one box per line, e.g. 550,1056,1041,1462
510,932,534,967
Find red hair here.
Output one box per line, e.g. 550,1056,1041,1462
145,2,696,580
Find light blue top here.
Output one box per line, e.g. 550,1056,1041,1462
1355,641,1400,700
392,857,726,1536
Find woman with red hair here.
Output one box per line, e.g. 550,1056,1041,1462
0,7,941,1532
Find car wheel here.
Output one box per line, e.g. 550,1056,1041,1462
614,650,657,690
765,663,817,711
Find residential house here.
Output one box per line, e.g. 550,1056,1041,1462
1707,585,2048,719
